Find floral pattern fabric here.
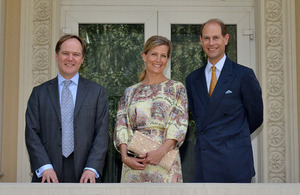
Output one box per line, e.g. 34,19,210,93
114,80,188,183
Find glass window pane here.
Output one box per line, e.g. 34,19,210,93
171,24,237,182
79,24,144,182
171,24,237,86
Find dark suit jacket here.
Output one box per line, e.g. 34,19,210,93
25,76,109,182
186,57,263,182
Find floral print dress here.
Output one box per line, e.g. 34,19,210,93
114,80,188,183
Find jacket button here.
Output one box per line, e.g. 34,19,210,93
58,143,61,147
216,130,220,134
200,131,204,135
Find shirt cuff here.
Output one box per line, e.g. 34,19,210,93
36,164,54,178
84,167,99,178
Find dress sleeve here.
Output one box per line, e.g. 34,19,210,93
165,82,189,148
113,88,134,152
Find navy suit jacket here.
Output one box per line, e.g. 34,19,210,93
25,76,109,182
186,57,263,182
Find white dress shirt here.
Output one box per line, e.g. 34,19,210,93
204,55,227,92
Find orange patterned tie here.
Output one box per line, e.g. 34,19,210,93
208,65,217,97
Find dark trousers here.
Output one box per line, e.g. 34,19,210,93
61,152,77,183
235,177,252,183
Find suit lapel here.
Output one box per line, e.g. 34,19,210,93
47,77,61,123
202,58,235,130
195,66,210,109
74,76,90,118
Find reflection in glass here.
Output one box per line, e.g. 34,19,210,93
79,24,144,182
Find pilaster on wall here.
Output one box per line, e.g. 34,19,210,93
258,0,298,182
18,0,59,182
32,0,52,85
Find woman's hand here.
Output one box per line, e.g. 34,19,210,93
120,143,147,170
122,154,147,170
144,150,164,166
144,139,177,166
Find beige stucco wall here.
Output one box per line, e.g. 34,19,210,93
0,0,300,183
1,0,20,182
297,0,300,181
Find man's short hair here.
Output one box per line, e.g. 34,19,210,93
200,18,227,37
55,34,86,58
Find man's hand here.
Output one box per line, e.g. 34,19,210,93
80,169,96,183
41,169,59,183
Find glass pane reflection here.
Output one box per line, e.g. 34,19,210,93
79,24,144,182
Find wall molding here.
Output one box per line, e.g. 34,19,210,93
32,0,52,85
258,0,298,182
17,0,59,182
17,0,299,182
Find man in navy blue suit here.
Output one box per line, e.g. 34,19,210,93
186,19,263,183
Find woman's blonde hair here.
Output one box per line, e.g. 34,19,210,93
138,35,173,81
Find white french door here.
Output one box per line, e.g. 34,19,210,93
61,4,258,182
156,8,259,183
62,5,255,71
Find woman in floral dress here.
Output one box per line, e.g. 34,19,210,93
114,35,188,183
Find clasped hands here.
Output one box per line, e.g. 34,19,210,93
122,149,164,170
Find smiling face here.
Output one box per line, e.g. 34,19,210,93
200,22,229,65
55,38,84,80
142,45,169,76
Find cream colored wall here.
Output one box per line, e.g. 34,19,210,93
1,0,20,182
297,0,300,181
0,0,299,183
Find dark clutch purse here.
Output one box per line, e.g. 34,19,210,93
127,131,178,171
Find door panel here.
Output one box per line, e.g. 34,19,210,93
158,9,258,183
63,7,157,40
158,8,254,72
62,7,158,182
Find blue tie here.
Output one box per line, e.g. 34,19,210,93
61,80,74,157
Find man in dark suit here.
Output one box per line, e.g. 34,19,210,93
186,19,263,183
25,34,109,183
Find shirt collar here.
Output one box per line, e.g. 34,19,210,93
206,54,227,72
58,73,79,86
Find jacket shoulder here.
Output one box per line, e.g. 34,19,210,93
32,77,57,90
79,76,105,90
229,59,254,74
186,66,205,81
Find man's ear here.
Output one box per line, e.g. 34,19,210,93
55,53,58,62
224,34,229,45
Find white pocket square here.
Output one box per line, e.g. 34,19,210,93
225,90,232,94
